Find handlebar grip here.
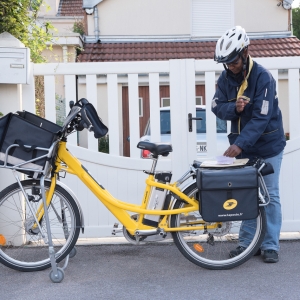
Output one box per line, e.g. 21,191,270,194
81,103,108,138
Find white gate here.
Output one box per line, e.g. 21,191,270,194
9,57,300,236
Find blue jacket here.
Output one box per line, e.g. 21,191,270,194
211,61,286,159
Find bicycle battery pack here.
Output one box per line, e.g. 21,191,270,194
142,172,172,227
197,166,259,222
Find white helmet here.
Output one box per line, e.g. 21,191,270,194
214,26,250,64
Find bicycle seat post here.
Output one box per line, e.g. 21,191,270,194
150,156,158,174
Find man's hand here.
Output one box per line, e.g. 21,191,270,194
236,97,249,113
223,145,242,157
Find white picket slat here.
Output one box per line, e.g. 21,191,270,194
64,75,77,145
107,74,120,155
288,69,300,139
149,73,161,143
86,74,99,151
205,71,218,158
128,74,140,158
44,75,56,123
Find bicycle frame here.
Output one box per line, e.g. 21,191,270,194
37,141,218,236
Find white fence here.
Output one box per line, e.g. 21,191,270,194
18,57,300,237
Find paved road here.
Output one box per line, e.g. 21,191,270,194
1,240,300,300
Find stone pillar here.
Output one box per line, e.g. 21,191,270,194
0,33,35,246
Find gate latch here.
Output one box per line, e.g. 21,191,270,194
188,113,202,132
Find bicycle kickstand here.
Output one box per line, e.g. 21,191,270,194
40,176,65,283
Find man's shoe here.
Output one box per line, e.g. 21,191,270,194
254,248,261,256
229,246,261,258
262,250,279,263
229,246,245,258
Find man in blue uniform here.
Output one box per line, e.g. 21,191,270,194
212,26,286,263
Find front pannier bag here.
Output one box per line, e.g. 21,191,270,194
197,166,259,222
0,111,62,176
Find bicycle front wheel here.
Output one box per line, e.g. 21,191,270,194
0,179,81,272
171,182,266,270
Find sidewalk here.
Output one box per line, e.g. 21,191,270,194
1,239,300,300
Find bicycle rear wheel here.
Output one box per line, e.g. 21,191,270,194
171,182,266,270
0,179,80,272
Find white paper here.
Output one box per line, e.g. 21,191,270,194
216,156,235,165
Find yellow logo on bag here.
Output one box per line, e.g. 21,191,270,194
223,199,238,210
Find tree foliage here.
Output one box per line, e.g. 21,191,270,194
0,0,55,63
293,7,300,39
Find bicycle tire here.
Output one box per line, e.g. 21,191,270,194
0,179,81,272
170,182,266,270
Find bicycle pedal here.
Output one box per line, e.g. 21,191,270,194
111,223,122,235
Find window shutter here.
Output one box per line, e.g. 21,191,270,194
192,0,234,37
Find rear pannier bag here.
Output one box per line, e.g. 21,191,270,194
196,166,259,222
0,111,62,176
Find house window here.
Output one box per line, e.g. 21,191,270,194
196,96,203,105
161,97,203,106
192,0,234,37
139,97,143,117
161,97,170,107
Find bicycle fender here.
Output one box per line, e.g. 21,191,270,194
45,179,85,233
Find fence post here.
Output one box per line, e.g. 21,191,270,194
288,69,300,139
169,59,196,178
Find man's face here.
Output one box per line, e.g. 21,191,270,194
226,56,243,74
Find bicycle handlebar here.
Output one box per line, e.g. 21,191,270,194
63,98,108,138
80,102,108,138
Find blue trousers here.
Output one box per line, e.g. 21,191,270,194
239,151,283,252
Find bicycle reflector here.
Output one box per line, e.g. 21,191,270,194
193,243,204,253
0,234,6,246
141,149,151,159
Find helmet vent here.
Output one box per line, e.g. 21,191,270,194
229,33,235,38
220,39,224,50
226,41,232,50
238,34,242,40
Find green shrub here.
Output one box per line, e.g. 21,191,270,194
98,135,109,153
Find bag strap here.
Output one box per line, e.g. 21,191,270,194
15,139,37,152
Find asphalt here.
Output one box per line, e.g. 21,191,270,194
1,236,300,300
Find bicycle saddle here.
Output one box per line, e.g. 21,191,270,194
137,141,173,157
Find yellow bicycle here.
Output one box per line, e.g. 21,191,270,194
0,99,269,282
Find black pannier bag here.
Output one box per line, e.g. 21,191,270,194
196,166,259,222
0,111,62,177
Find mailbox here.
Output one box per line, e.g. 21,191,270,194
0,47,30,84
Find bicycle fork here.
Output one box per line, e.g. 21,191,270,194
39,175,62,279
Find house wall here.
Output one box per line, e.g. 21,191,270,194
89,0,289,37
38,0,60,16
93,0,190,36
235,0,289,32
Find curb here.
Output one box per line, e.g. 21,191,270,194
75,232,300,246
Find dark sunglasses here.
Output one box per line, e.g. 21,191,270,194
226,56,241,67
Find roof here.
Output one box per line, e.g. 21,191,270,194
58,0,85,16
77,37,300,62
